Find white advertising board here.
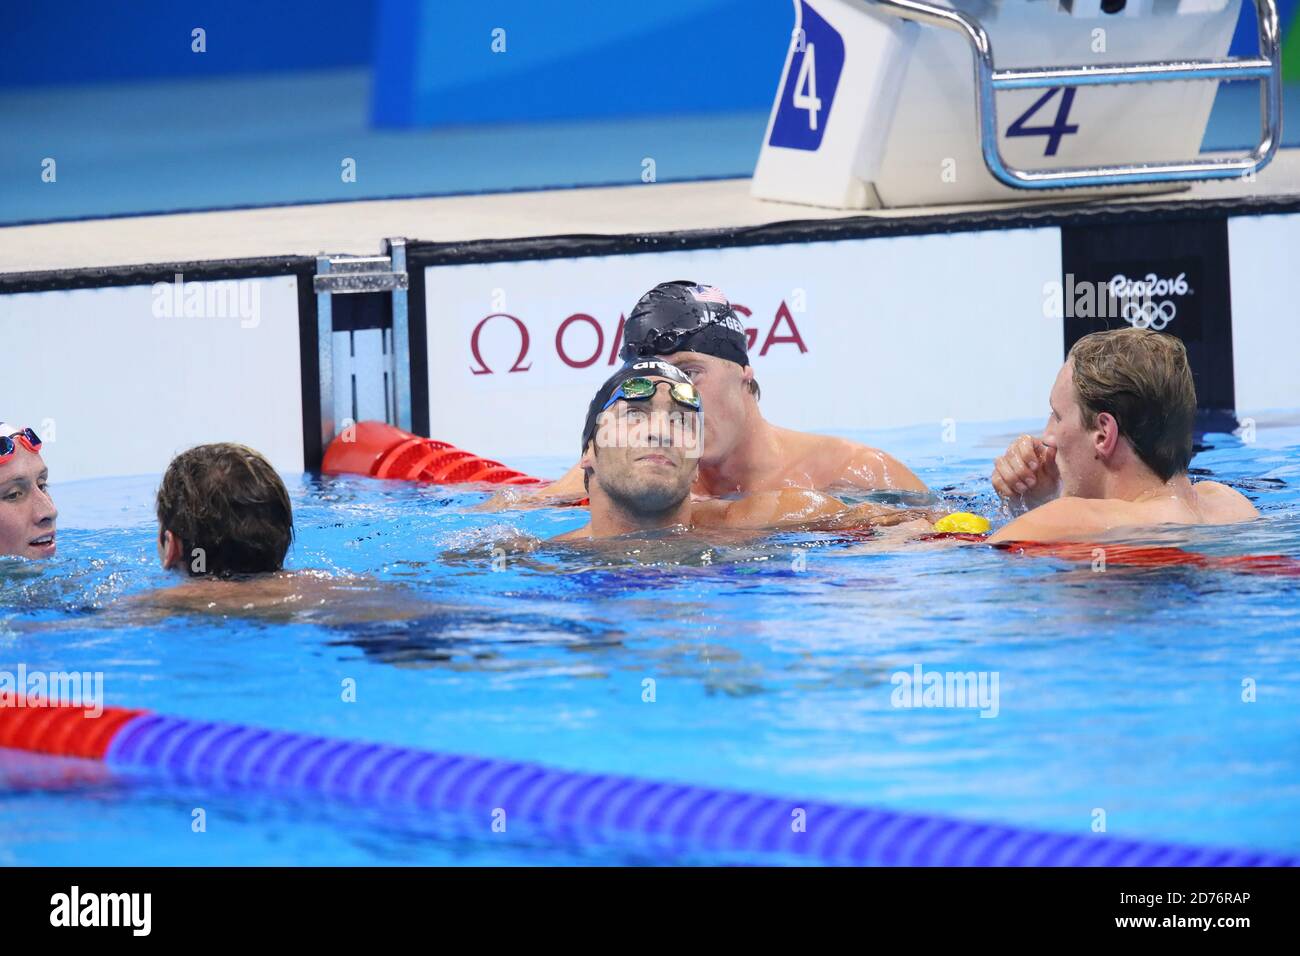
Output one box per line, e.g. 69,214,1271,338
1228,212,1300,417
0,275,305,481
424,228,1064,467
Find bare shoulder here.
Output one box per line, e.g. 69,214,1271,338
1193,480,1260,521
988,496,1112,544
780,430,929,494
133,571,361,616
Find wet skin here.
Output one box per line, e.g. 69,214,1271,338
481,351,929,510
988,362,1258,544
0,443,56,559
552,376,938,541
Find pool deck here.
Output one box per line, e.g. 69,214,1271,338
2,148,1299,279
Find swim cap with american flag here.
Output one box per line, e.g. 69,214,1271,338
621,280,748,366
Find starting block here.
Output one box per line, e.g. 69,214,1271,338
752,0,1283,208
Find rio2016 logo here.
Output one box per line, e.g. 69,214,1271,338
1109,272,1191,331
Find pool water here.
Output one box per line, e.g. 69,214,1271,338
3,414,1299,865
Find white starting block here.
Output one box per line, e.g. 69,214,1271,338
751,0,1284,208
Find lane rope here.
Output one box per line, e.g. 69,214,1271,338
2,702,1293,866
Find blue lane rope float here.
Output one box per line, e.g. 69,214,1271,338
2,703,1294,866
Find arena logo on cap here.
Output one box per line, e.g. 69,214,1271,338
629,360,687,378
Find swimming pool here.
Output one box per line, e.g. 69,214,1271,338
2,413,1299,865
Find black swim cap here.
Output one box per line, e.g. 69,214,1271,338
580,361,696,454
620,281,749,367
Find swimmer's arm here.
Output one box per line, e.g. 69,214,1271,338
717,490,938,532
713,489,846,530
841,446,929,494
476,463,588,512
987,497,1101,544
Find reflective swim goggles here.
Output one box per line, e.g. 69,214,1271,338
0,427,41,464
623,323,711,359
601,377,701,413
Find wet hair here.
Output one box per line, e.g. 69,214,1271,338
156,443,293,576
1069,328,1196,482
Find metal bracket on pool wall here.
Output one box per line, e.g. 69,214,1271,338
314,239,413,456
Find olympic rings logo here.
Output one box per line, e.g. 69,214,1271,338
1121,298,1177,330
1109,272,1189,331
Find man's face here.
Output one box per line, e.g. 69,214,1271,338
583,377,701,514
0,444,57,559
1043,363,1104,498
658,351,751,463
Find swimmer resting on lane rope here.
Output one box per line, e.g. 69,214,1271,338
550,362,985,542
482,281,929,511
987,328,1257,545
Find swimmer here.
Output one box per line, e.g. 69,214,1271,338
134,442,434,621
484,281,928,510
988,328,1258,544
552,362,941,541
0,423,56,559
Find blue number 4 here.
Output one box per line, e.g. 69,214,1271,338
1006,87,1079,157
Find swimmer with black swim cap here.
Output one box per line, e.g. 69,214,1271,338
621,281,751,368
487,280,928,511
553,361,943,540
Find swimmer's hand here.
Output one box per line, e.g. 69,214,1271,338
992,435,1060,513
474,464,588,512
835,502,946,531
440,533,547,569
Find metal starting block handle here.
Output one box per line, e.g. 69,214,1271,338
870,0,1283,188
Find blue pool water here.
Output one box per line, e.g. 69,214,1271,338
2,414,1299,865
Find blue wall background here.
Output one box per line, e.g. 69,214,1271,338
1,0,374,86
3,0,1297,121
368,0,1297,127
370,0,792,126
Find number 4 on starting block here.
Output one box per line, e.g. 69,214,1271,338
753,0,1251,210
754,0,918,208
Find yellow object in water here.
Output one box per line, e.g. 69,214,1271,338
932,512,991,535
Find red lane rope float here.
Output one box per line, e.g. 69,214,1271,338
995,540,1300,576
3,702,1295,866
0,702,146,760
322,421,543,486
